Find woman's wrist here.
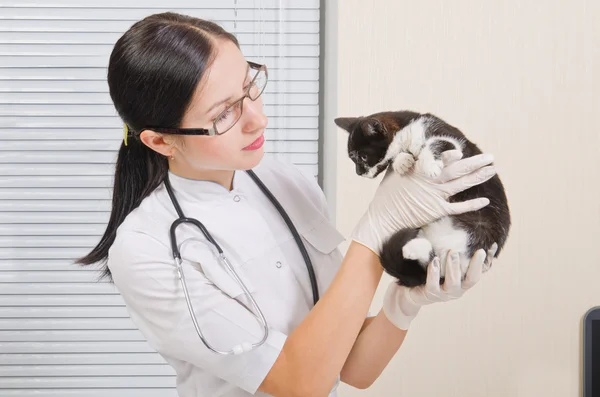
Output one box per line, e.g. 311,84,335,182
382,282,421,330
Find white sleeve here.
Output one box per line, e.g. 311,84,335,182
107,231,287,394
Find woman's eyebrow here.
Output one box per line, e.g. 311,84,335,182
206,63,251,114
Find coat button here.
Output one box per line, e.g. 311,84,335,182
275,261,282,268
233,195,241,202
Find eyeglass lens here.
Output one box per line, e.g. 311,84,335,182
213,67,267,134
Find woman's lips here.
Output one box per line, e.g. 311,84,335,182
242,134,265,150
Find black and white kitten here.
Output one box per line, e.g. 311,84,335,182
334,110,511,287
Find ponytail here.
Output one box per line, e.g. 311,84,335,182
75,11,240,280
75,137,168,280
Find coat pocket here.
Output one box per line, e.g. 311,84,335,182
297,214,346,255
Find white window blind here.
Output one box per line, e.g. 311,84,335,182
0,1,321,395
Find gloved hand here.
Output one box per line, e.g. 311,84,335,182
382,243,498,330
351,150,496,254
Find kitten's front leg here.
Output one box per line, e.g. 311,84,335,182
392,152,415,175
386,128,415,175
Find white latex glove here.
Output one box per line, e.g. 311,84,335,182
351,150,496,254
382,243,498,330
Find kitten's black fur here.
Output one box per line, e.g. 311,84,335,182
335,110,511,287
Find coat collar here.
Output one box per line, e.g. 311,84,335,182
165,170,246,202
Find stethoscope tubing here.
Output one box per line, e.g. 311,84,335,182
163,170,318,355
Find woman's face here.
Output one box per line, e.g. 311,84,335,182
144,38,268,179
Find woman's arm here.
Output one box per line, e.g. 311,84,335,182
340,309,408,389
340,245,497,390
257,241,384,397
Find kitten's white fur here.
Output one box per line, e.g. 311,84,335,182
402,238,433,262
370,116,473,276
420,217,470,277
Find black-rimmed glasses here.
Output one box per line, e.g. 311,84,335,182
142,61,268,137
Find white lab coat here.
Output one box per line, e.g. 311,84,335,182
107,156,347,397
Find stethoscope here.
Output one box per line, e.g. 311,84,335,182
163,170,319,355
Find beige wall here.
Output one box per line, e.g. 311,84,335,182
325,1,600,396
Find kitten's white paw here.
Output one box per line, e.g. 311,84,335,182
416,157,444,178
392,152,415,175
402,238,433,263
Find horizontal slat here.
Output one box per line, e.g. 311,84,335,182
0,353,166,365
0,152,112,165
0,116,319,129
0,104,319,117
1,212,109,224
1,44,318,59
0,188,111,200
0,224,106,236
0,165,317,180
0,152,317,167
1,390,178,397
0,141,117,150
0,31,320,45
0,376,175,388
0,364,175,376
0,164,113,176
0,283,118,295
0,68,319,81
0,20,319,35
0,55,319,69
0,0,320,8
0,201,111,212
0,128,319,141
0,201,109,213
0,271,108,283
0,306,130,318
0,156,314,177
0,79,319,93
0,235,101,246
0,7,319,21
0,172,291,189
0,247,97,259
0,271,106,284
0,175,115,188
0,92,319,105
0,294,123,305
0,329,146,342
0,172,318,200
0,140,318,153
0,341,156,354
0,317,135,330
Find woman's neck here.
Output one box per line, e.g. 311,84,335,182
169,162,235,191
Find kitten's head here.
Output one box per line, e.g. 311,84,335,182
334,115,392,178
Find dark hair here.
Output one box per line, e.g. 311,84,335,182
76,12,239,280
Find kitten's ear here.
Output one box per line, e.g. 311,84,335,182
334,117,357,132
365,118,386,136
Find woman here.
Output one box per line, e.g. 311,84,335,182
77,12,497,397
